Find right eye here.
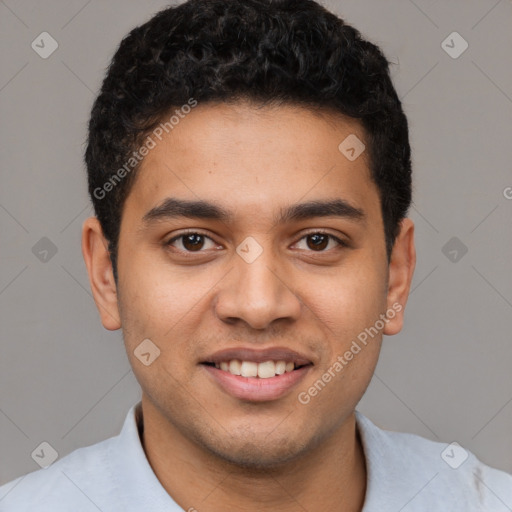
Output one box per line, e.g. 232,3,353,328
165,231,220,253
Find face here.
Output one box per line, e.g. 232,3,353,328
84,101,415,469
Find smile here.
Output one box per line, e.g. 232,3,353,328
205,359,304,378
200,348,314,402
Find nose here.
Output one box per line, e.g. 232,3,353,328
214,242,302,330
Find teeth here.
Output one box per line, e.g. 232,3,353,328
229,359,241,375
257,361,276,379
275,361,286,375
240,361,258,377
213,359,301,378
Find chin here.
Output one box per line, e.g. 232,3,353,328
202,433,309,471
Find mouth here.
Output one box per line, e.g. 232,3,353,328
201,360,311,378
200,347,314,402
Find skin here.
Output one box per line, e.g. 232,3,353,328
82,101,416,512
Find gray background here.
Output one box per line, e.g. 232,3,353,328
1,0,511,486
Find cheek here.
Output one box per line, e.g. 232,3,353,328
116,263,201,405
119,251,180,323
117,252,214,363
304,260,388,341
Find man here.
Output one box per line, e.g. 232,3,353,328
1,0,511,510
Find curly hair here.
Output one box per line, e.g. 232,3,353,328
85,0,412,282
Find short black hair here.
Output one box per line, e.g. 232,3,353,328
85,0,412,283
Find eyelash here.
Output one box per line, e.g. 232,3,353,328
165,230,348,255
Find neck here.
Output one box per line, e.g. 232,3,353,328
139,397,367,512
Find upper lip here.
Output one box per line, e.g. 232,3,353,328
201,347,314,366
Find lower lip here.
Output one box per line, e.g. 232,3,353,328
202,364,312,402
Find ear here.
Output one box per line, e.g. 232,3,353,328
81,217,121,330
383,218,416,336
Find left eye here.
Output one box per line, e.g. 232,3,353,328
294,233,345,252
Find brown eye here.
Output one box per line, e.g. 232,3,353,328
294,232,347,252
166,232,217,252
182,233,205,251
306,233,329,251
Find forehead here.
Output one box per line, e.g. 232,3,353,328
123,102,381,227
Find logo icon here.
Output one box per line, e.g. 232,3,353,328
338,134,366,162
442,236,468,263
236,237,263,264
31,32,59,59
441,32,468,59
441,442,469,469
32,237,58,263
134,338,161,366
31,441,59,468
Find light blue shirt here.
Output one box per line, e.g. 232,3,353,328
1,401,511,511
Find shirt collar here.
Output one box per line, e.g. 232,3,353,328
107,401,183,510
355,411,440,511
111,402,399,510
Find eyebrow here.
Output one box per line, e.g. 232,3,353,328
141,197,366,227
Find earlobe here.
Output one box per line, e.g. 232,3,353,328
81,217,121,331
383,218,416,336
